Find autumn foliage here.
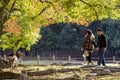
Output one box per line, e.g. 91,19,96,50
4,19,21,35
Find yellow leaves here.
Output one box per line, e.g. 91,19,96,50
48,18,55,24
4,19,21,35
72,18,89,27
29,26,41,41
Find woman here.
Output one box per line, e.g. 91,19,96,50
81,30,95,65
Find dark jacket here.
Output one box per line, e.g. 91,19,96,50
96,34,107,48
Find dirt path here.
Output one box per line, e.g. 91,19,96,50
1,64,120,80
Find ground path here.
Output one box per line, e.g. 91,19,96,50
0,61,120,80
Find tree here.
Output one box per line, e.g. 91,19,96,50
0,0,120,51
0,0,41,51
33,23,86,50
58,0,120,24
0,18,40,51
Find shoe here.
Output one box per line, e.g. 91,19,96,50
97,64,101,67
102,65,106,67
97,63,100,65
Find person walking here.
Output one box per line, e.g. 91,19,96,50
96,29,107,66
81,30,95,65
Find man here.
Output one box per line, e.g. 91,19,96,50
96,29,107,66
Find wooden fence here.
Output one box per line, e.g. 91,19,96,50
0,49,120,59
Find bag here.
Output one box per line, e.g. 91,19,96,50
88,38,94,51
82,50,89,58
83,37,94,51
84,42,89,49
88,41,93,51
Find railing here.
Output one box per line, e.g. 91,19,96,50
23,56,120,61
22,56,120,66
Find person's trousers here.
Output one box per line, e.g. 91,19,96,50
86,52,92,63
97,48,106,66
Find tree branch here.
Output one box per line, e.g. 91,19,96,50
12,8,21,11
39,0,44,3
39,0,57,12
92,4,115,10
5,8,10,12
2,0,10,6
32,0,58,20
38,7,47,15
80,0,99,20
9,0,17,14
32,7,47,20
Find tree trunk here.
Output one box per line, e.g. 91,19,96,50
0,57,10,68
0,7,5,36
0,0,10,36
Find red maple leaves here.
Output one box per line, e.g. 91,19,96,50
4,19,21,35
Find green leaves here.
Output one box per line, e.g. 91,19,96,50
0,0,120,51
60,0,120,22
0,0,41,51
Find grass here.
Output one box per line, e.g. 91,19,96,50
96,72,120,80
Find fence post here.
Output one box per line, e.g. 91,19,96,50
3,54,6,60
19,70,27,80
52,55,55,63
37,68,39,79
19,73,25,80
37,68,39,72
37,55,40,65
68,56,71,63
113,56,115,62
